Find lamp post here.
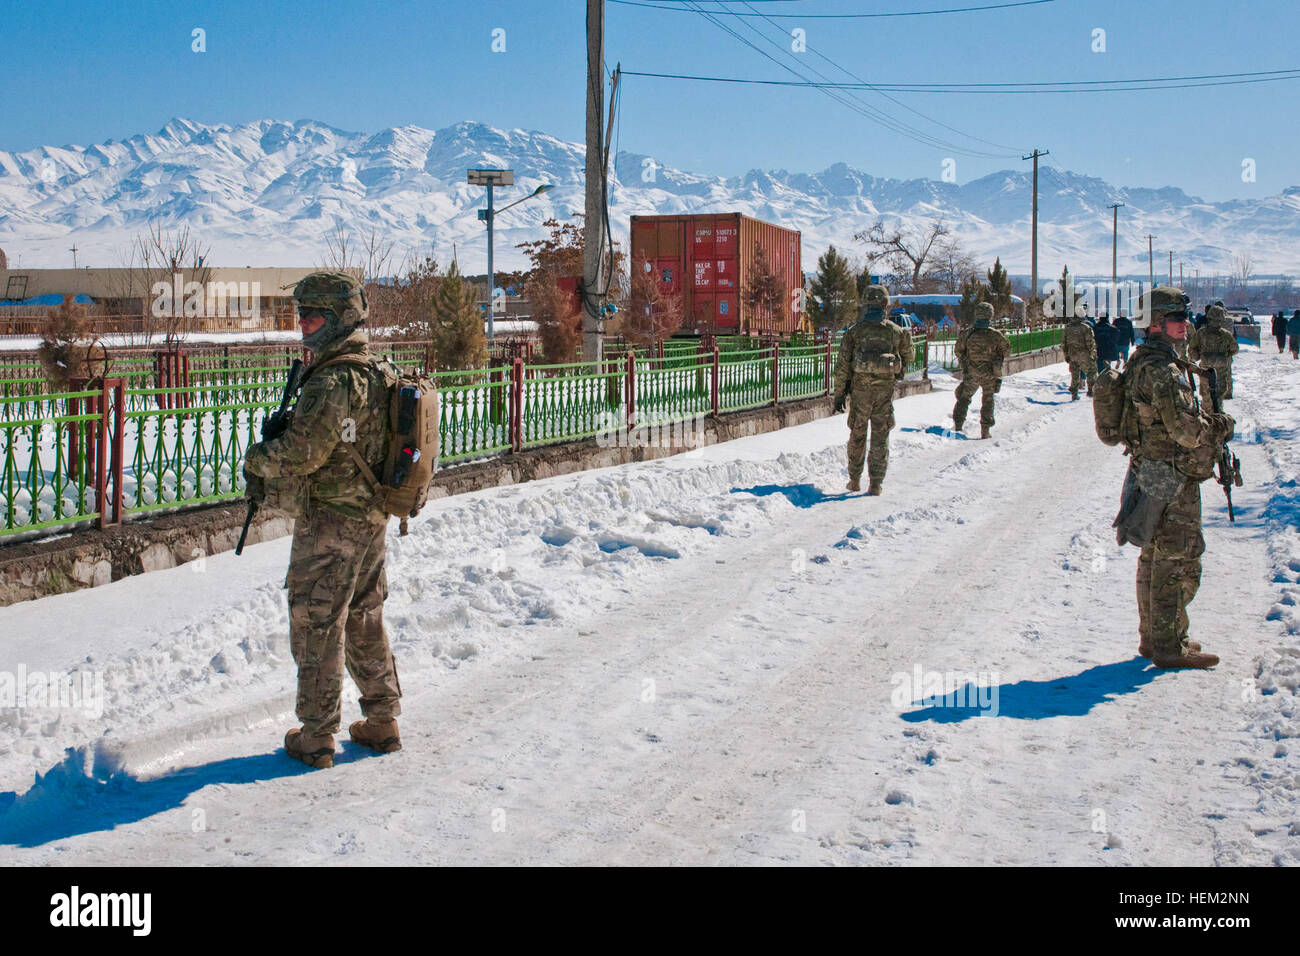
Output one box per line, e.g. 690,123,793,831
468,169,552,339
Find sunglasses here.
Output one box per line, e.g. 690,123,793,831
298,307,332,321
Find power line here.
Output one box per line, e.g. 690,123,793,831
736,0,1025,155
619,67,1300,93
611,0,1057,17
679,0,1012,157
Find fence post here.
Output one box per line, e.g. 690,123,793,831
182,352,191,410
510,357,524,453
922,336,930,380
824,340,833,394
772,342,781,406
625,351,637,432
711,346,720,416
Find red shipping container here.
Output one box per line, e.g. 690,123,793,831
630,213,804,338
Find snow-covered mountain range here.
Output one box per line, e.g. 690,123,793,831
1,117,1297,277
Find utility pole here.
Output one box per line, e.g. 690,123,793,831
583,0,608,365
1168,250,1173,288
69,244,78,269
1146,234,1157,289
1109,203,1123,314
1023,149,1049,304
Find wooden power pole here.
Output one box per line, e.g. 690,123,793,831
583,0,608,365
1146,234,1157,289
1023,149,1049,303
1109,202,1123,313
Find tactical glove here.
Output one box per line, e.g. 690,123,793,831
1208,411,1235,443
243,466,266,503
833,394,847,414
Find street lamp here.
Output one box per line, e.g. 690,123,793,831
468,169,553,339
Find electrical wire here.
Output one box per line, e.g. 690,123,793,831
618,67,1300,93
680,0,1010,156
611,0,1057,17
734,0,1025,156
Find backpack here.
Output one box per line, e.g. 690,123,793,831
851,320,904,382
315,355,440,534
1092,363,1128,446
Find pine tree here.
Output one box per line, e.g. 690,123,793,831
808,245,859,332
741,243,786,338
957,274,988,328
432,261,487,372
986,257,1014,323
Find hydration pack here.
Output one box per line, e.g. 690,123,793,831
316,355,440,533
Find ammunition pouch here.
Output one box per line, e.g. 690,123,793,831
258,475,310,520
1114,460,1183,548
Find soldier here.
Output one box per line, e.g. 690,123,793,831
951,302,1010,439
1061,309,1097,400
833,284,910,495
243,272,403,768
1114,287,1234,669
1187,304,1239,401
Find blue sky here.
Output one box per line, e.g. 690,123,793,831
4,0,1298,201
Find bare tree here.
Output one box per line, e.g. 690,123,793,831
105,224,212,345
854,219,952,293
927,233,979,294
1232,252,1255,294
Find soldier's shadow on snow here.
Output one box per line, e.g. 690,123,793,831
1025,397,1070,406
898,425,974,439
899,657,1160,723
731,483,860,507
0,745,363,848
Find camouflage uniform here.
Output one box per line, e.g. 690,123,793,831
243,273,401,753
834,285,910,493
1187,305,1239,401
1062,317,1097,399
952,302,1010,436
1117,287,1233,667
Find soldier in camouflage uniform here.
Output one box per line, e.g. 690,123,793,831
243,272,403,768
1187,304,1239,401
952,302,1011,439
833,285,910,495
1115,287,1234,669
1061,312,1097,400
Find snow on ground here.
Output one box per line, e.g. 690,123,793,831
0,350,1296,865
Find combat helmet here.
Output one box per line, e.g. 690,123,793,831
862,284,890,318
1205,303,1229,329
1135,286,1189,329
292,271,368,352
974,301,994,327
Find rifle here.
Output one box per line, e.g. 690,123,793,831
1203,366,1243,522
235,358,305,555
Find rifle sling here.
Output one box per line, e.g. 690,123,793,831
306,353,385,494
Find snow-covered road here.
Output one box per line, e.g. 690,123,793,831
1,351,1296,865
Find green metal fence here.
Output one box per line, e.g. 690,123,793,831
3,339,955,540
1,389,103,534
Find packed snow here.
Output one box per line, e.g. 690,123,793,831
0,349,1296,865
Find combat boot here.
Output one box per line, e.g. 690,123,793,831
952,418,965,432
350,718,401,754
867,479,883,496
846,478,861,492
1139,640,1199,659
285,728,335,769
1070,391,1079,401
980,424,991,439
1153,649,1219,669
